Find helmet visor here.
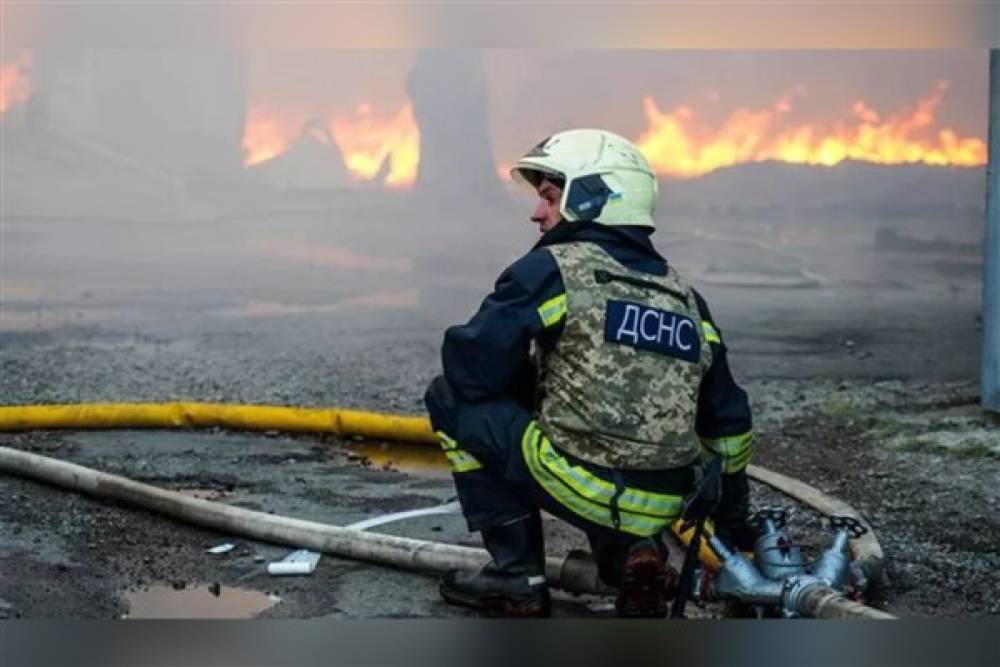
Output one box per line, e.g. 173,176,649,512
511,165,565,190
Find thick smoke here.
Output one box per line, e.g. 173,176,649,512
0,48,988,332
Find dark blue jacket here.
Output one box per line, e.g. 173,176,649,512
441,219,753,448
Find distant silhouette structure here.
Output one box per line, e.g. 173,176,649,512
406,50,510,209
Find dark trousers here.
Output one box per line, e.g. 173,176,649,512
424,375,690,585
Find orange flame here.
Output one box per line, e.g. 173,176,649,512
636,81,986,178
241,101,420,187
242,108,302,166
0,50,33,118
329,102,420,188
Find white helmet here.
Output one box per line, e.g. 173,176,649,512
511,128,658,229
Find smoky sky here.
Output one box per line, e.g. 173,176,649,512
0,43,990,348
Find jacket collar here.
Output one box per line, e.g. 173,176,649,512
531,220,666,264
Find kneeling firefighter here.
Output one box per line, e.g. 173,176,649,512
424,128,756,618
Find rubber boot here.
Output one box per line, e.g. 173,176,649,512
714,512,759,553
440,514,551,617
713,472,759,553
615,537,678,618
587,532,634,588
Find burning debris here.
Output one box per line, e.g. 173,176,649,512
241,101,419,188
247,119,353,190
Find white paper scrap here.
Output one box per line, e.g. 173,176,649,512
267,549,321,576
206,543,236,555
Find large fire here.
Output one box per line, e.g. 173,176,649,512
241,102,420,188
329,103,420,188
247,82,985,187
636,81,987,178
0,50,33,119
242,108,302,166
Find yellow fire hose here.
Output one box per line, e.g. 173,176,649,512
0,401,881,580
0,402,433,443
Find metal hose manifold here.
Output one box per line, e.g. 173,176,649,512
693,511,888,618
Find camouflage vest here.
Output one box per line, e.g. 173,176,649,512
537,241,713,470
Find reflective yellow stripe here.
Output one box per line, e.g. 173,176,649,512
725,449,752,473
520,422,683,536
702,321,721,344
699,455,746,473
436,430,483,472
537,293,567,328
701,447,752,474
444,449,483,473
436,430,458,450
535,437,683,517
700,431,754,457
699,430,754,473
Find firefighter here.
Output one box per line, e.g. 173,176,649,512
424,128,756,618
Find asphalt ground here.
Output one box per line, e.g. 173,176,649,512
1,215,996,619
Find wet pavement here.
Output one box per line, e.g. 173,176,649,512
1,213,996,618
0,427,613,619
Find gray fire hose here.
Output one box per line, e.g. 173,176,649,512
0,446,893,619
0,446,607,594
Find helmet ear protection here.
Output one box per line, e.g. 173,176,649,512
564,174,613,222
511,129,658,229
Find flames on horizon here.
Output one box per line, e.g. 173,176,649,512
0,50,33,119
636,81,987,178
0,48,986,184
242,102,420,188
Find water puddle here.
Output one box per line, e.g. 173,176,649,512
123,584,278,619
346,440,449,477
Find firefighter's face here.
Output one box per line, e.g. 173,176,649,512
531,179,563,234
